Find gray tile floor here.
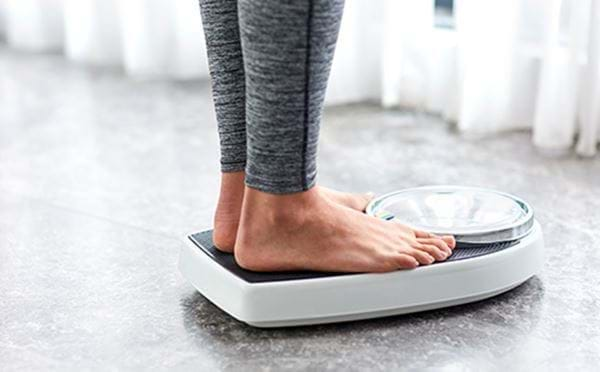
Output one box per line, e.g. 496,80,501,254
1,47,599,371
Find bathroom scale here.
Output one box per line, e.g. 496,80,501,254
179,185,544,327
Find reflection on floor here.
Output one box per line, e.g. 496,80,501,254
1,47,599,370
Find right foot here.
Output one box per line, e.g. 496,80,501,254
235,186,455,273
213,172,375,253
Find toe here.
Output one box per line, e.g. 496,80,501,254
417,238,452,256
414,229,434,239
414,231,456,250
409,248,435,265
395,254,419,269
415,242,448,261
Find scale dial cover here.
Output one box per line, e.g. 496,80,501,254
366,185,534,244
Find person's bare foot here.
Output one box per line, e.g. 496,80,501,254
319,186,374,212
212,172,375,253
234,187,456,273
212,171,245,253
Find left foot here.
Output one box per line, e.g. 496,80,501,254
213,172,245,253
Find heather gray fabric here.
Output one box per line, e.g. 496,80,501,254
199,0,246,172
199,0,345,193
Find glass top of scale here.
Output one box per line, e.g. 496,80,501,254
366,185,534,244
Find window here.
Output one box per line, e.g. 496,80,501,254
434,0,455,29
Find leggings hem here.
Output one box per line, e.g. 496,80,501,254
221,162,246,173
245,173,316,195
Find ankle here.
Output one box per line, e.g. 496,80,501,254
240,186,321,226
218,171,245,197
234,187,324,269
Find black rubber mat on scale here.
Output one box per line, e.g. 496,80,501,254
188,230,519,283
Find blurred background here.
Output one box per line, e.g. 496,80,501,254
1,0,600,370
1,0,599,155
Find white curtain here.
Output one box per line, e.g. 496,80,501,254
2,0,64,51
1,0,208,78
1,0,598,156
380,0,600,156
63,0,122,65
117,0,207,79
327,0,384,105
0,2,4,38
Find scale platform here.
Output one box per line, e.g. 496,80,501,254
179,186,544,327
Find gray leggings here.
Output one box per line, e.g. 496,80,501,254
199,0,345,194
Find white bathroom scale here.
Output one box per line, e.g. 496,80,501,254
179,186,544,327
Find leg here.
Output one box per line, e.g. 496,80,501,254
235,0,455,272
240,0,340,193
199,0,246,172
199,0,246,252
200,0,383,252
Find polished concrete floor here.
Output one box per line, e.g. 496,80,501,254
1,47,599,371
